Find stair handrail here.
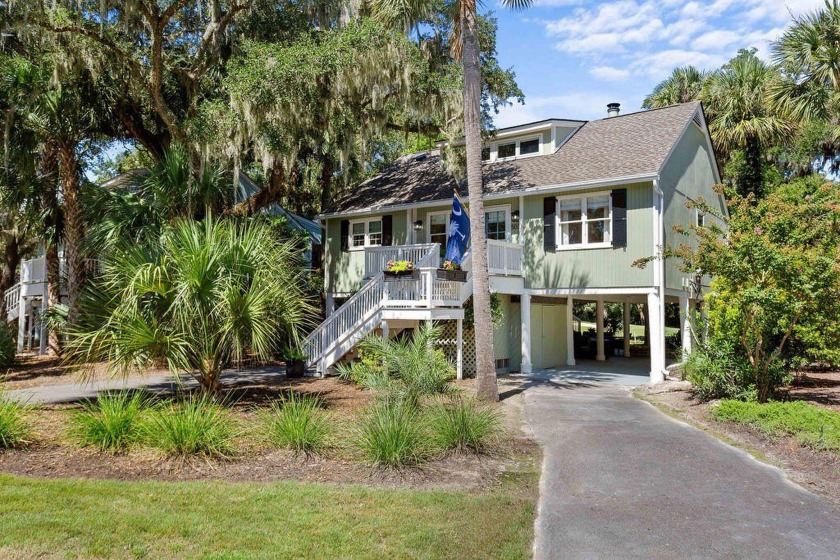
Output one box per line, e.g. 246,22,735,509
303,243,440,370
4,282,21,317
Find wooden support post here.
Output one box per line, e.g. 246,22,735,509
566,296,576,366
623,301,632,358
596,297,606,361
456,318,464,380
520,293,532,373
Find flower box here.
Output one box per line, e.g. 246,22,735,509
435,268,467,282
384,269,421,282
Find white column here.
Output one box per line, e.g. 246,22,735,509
381,319,389,340
16,298,27,352
456,318,464,380
680,295,693,358
566,296,576,366
595,298,606,361
648,292,665,383
623,301,632,358
520,293,532,373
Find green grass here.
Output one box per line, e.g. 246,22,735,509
0,473,537,558
70,391,147,452
143,395,237,457
0,394,30,448
263,393,332,453
427,397,502,453
712,400,840,453
577,322,679,342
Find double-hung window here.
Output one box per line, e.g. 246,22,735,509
485,208,509,241
557,194,612,248
349,218,383,249
428,212,450,257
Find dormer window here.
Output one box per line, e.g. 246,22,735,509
484,135,543,162
520,138,540,155
498,142,516,159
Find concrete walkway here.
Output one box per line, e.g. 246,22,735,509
4,367,288,404
524,371,840,559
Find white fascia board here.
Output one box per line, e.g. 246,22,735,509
439,119,587,148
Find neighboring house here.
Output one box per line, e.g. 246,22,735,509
4,170,322,353
306,101,725,383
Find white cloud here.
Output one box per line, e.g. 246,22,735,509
691,29,741,51
493,93,620,127
590,66,631,81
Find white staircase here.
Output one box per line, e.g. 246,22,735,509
4,283,20,321
302,244,474,376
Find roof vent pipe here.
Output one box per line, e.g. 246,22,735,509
607,103,621,117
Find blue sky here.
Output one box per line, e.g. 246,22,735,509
489,0,824,127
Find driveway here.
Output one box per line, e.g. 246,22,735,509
4,367,288,404
524,367,840,559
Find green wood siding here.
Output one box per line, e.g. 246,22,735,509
325,210,408,293
660,123,724,291
521,183,655,290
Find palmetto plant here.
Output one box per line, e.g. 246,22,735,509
772,1,840,143
68,216,314,392
702,50,792,198
642,66,708,109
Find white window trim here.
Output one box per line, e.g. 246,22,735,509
426,210,450,245
484,204,512,242
486,134,543,163
348,217,383,250
555,191,613,251
695,207,706,228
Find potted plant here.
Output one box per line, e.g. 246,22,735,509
383,259,419,281
436,260,467,282
283,347,307,378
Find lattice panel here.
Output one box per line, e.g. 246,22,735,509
435,321,476,377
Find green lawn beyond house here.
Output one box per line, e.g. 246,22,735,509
0,473,536,559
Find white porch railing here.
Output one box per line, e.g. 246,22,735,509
364,244,438,278
487,240,522,276
304,244,442,375
4,283,20,321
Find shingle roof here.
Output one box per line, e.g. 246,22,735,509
328,102,703,214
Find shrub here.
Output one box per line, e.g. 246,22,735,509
428,398,502,453
69,391,147,452
0,394,30,448
682,340,786,402
343,324,454,404
0,324,15,368
356,398,427,467
143,395,236,457
264,392,331,453
712,400,840,452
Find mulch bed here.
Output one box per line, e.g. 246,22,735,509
639,375,840,508
0,375,540,491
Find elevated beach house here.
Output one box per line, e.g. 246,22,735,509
303,101,724,382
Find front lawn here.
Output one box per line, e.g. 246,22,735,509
712,400,840,453
0,472,537,559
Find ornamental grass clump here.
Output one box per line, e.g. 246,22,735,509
264,392,331,453
70,391,147,452
0,394,31,448
143,395,236,457
428,397,502,454
356,398,428,467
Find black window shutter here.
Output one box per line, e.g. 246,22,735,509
340,219,349,252
612,189,627,247
382,215,393,246
543,197,556,252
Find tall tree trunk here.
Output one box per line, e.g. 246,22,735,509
57,144,86,326
319,156,334,217
41,145,62,355
462,8,497,401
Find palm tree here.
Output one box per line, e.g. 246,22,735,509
373,0,532,401
68,216,314,393
643,66,708,109
771,0,840,146
702,50,791,198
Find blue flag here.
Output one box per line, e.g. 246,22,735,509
445,192,470,265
